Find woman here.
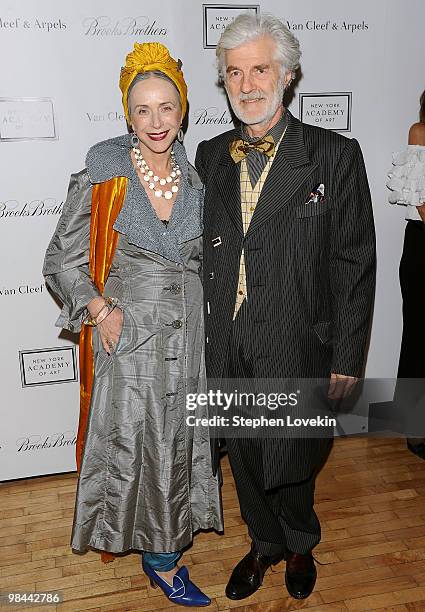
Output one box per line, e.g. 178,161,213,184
387,90,425,459
43,42,223,607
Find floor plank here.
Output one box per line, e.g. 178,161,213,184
1,438,425,610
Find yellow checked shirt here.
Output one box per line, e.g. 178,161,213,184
233,132,285,319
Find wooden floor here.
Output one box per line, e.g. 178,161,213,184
2,438,425,611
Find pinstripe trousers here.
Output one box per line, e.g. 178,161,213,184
224,300,321,556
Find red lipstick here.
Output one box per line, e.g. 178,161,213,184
147,131,169,141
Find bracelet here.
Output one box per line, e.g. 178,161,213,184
93,303,109,323
96,297,118,325
84,300,108,327
96,301,117,325
84,297,118,326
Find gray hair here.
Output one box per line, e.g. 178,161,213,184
216,13,301,82
127,70,181,117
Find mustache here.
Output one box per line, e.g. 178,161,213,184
239,91,266,101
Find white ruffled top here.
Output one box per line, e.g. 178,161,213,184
387,144,425,220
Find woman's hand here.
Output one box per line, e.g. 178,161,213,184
97,307,123,354
87,297,123,354
416,202,425,223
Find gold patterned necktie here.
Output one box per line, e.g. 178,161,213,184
229,134,275,163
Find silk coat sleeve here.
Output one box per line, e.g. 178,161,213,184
43,169,99,333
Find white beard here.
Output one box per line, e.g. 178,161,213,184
227,77,285,126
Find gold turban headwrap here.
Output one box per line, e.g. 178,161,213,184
119,42,188,124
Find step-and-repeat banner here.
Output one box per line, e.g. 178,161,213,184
1,0,424,480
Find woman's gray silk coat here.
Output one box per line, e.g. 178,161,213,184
43,136,223,554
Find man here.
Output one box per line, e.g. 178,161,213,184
195,13,376,601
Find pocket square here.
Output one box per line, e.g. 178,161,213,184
307,183,325,204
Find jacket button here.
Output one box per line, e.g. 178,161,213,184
169,283,181,294
171,320,183,329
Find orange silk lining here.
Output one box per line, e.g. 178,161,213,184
77,176,127,564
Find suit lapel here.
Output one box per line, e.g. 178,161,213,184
246,112,318,237
214,132,243,235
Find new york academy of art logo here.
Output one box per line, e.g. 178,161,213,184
203,4,259,49
0,98,56,141
19,345,78,388
299,92,352,132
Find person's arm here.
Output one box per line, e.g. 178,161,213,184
408,122,425,146
43,170,101,332
43,171,123,352
329,139,376,390
408,122,425,222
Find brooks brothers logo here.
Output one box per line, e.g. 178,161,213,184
82,15,167,37
193,106,233,126
0,17,66,32
0,198,63,219
0,98,56,141
299,92,352,132
19,346,78,388
286,19,369,33
203,4,259,49
16,431,76,452
0,282,45,297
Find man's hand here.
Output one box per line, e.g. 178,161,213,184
328,372,358,399
416,202,425,223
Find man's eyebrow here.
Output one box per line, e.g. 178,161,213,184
226,63,271,73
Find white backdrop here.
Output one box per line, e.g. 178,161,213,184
1,0,424,480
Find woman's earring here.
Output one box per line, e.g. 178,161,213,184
131,132,139,147
177,128,184,143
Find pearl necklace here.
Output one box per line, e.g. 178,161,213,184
133,146,181,200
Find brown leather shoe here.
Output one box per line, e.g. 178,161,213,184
285,550,317,599
225,543,285,600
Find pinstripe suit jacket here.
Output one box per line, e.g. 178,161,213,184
196,111,376,488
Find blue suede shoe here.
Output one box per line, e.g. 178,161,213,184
142,560,211,607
